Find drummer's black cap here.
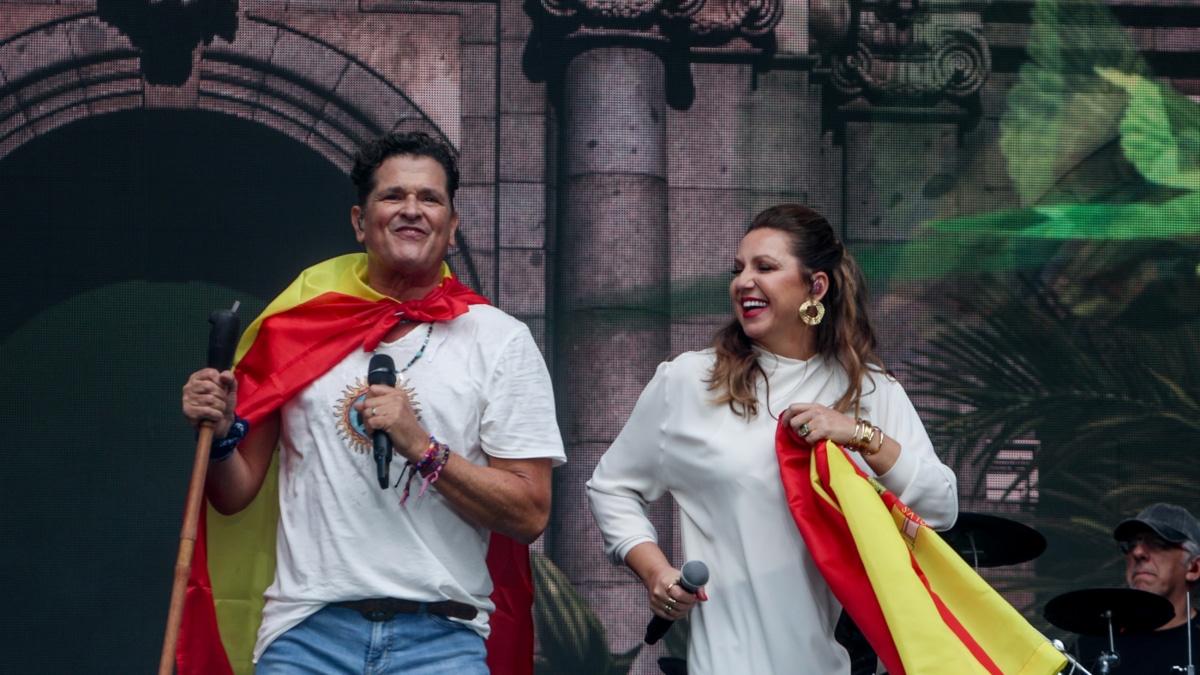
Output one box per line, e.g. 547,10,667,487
1113,503,1200,546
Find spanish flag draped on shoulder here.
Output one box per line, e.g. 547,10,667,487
175,253,536,675
775,421,1066,675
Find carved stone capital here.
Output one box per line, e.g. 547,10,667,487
527,0,782,109
535,0,782,43
810,0,851,47
831,24,989,100
819,1,990,124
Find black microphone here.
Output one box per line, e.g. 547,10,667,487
645,560,709,645
367,354,396,489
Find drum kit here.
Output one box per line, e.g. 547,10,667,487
944,512,1189,675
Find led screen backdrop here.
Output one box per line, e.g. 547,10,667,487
1,0,1199,673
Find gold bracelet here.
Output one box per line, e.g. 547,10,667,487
856,418,874,448
850,420,865,449
860,427,884,456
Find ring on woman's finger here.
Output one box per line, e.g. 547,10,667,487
799,423,811,437
664,604,676,614
666,582,677,593
371,407,378,417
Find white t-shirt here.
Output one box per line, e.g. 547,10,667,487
587,348,958,675
254,305,566,661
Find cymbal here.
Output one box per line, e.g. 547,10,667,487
1043,588,1174,636
940,512,1047,567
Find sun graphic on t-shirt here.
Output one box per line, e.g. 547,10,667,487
334,377,372,453
333,376,422,454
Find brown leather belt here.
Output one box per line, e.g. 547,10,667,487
332,598,477,622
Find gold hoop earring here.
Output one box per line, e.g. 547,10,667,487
799,299,825,326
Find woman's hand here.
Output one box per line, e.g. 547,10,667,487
781,402,856,447
624,543,708,621
783,402,903,474
645,564,705,620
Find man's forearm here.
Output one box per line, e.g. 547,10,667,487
425,454,553,544
204,413,279,515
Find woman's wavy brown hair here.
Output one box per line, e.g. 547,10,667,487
707,204,885,418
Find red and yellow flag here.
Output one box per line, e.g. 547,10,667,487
178,254,534,675
775,422,1066,675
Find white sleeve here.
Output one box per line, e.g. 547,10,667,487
866,375,959,530
479,326,567,465
586,361,672,565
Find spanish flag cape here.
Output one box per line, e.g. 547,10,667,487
176,254,535,675
775,422,1066,675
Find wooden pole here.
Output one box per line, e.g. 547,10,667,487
158,422,215,675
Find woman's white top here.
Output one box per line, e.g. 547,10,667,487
587,348,958,675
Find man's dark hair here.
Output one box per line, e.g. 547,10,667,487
350,131,460,208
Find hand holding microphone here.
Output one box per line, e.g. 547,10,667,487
645,560,709,645
367,354,397,489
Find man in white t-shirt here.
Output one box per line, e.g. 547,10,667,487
182,131,565,674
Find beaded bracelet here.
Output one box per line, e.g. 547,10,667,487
209,416,249,462
400,436,452,505
412,436,446,474
421,440,451,480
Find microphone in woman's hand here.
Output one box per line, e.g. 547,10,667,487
645,560,709,645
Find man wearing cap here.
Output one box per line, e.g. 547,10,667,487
1075,503,1200,673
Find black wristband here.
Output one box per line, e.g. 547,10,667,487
210,416,249,462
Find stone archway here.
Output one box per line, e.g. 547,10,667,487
0,2,500,302
0,8,457,170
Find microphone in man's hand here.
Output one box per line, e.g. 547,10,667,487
367,354,396,489
645,560,709,645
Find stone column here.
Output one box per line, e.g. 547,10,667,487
547,45,673,649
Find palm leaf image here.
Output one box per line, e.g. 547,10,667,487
857,234,1062,284
1098,68,1200,193
929,66,1200,243
907,275,1200,634
875,0,1200,295
532,551,641,675
930,194,1200,240
999,0,1149,207
911,276,1200,489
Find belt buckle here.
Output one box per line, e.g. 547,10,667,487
363,600,396,622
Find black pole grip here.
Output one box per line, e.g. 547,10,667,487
207,305,241,371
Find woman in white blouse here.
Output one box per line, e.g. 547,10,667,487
587,204,958,675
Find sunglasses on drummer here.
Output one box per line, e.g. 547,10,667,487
1118,533,1182,554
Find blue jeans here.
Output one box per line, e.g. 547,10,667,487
256,604,488,674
